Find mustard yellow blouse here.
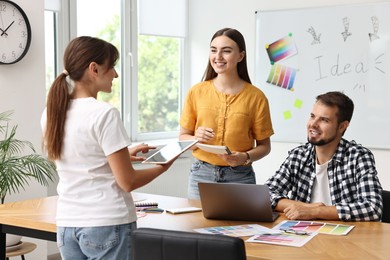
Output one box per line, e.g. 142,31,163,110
180,80,274,166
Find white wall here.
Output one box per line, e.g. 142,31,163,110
0,0,53,259
0,0,46,199
1,0,389,258
187,0,390,190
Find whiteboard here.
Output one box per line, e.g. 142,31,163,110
255,3,390,149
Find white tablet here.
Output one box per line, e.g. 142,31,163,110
142,140,198,164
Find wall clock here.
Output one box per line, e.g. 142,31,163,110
0,0,32,65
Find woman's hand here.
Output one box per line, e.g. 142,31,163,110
219,152,248,167
194,126,214,143
128,143,157,162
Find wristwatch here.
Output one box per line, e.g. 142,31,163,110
243,152,251,165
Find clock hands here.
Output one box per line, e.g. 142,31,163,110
0,28,6,36
1,20,14,36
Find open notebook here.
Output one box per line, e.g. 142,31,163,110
198,183,279,222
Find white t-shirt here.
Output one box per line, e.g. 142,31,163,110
41,98,136,227
311,160,332,206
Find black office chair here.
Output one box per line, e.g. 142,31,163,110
132,228,246,260
382,190,390,223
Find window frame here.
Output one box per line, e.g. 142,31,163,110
46,0,187,142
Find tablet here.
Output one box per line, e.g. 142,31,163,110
142,140,198,164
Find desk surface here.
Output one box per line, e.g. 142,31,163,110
1,193,389,259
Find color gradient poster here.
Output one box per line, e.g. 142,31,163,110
265,34,298,64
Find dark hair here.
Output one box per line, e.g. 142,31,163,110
44,36,119,160
316,91,354,123
202,28,251,83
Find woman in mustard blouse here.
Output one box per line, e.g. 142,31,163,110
180,28,274,199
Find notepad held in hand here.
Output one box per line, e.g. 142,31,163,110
196,143,231,155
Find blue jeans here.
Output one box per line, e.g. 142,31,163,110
188,159,256,199
57,222,137,260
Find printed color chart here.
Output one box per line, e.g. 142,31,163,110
265,34,298,64
274,220,355,235
194,224,274,237
247,230,316,247
266,64,297,90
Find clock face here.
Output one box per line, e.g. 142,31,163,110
0,0,32,65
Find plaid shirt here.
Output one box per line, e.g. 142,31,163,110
265,139,383,221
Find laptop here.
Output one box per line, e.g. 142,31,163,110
198,183,279,222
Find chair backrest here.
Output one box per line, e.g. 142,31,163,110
382,190,390,223
132,228,247,260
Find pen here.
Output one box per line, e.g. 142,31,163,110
225,146,232,155
260,232,282,236
205,129,215,136
142,207,165,213
280,228,310,235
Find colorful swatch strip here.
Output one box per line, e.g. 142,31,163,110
194,224,273,237
275,220,354,236
266,64,297,90
265,34,298,64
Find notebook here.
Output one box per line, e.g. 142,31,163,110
198,183,279,222
135,199,158,208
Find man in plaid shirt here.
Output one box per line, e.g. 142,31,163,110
266,91,383,221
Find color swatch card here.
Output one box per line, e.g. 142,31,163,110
246,230,317,247
266,64,297,91
265,34,298,64
194,224,274,237
273,220,355,236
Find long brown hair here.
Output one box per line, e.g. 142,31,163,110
44,36,119,160
202,28,251,83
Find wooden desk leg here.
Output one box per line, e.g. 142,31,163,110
0,227,5,260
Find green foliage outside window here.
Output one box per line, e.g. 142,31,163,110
96,16,180,134
138,35,179,133
96,15,121,111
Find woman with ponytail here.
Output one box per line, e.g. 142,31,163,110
42,36,175,260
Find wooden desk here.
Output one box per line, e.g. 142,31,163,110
0,197,56,260
1,194,389,260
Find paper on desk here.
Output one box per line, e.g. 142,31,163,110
246,230,317,247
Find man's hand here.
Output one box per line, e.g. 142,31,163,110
283,202,325,220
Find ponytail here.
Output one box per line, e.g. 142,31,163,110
44,73,71,160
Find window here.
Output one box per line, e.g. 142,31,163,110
44,0,62,95
75,0,122,112
44,10,57,92
45,0,187,142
